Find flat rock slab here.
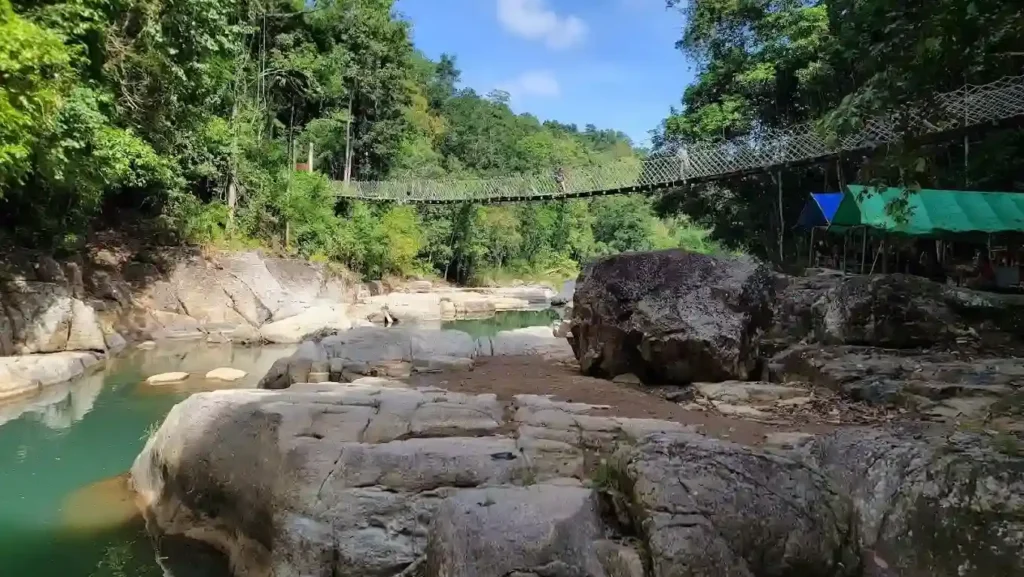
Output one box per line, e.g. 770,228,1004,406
425,485,605,577
695,381,808,404
145,371,190,385
205,367,247,381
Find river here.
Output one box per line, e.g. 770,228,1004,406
0,310,559,576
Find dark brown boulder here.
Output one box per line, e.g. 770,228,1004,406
812,274,968,348
811,273,1024,349
570,249,774,384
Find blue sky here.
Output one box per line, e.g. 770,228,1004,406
394,0,695,147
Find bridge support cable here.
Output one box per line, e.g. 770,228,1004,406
333,75,1024,203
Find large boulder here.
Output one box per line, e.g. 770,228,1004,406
571,249,774,384
808,427,1024,577
257,327,480,388
258,304,352,344
614,432,860,577
131,382,693,577
1,281,109,354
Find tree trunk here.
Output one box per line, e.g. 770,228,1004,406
344,91,354,183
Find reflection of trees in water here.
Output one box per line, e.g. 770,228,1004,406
0,372,104,430
443,309,562,339
91,537,164,577
0,343,298,431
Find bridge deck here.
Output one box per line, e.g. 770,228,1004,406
333,76,1024,204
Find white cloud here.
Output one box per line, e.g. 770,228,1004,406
498,70,562,99
496,0,587,50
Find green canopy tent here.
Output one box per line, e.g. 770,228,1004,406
831,185,1024,236
830,185,1024,275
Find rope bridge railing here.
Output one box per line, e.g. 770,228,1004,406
333,74,1024,203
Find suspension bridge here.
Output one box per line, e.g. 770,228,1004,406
333,75,1024,204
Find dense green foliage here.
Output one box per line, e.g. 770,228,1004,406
653,0,1024,259
0,0,717,282
4,0,1015,273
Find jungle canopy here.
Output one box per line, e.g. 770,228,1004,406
830,185,1024,236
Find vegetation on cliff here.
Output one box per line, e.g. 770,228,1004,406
0,0,719,283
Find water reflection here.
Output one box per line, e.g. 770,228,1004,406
0,341,295,577
0,372,105,430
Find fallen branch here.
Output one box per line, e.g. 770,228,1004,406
395,556,426,577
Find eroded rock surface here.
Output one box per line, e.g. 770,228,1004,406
1,250,354,398
809,427,1024,577
570,249,774,384
772,345,1023,420
131,381,692,577
133,377,1024,577
426,485,605,577
617,432,860,577
259,326,576,389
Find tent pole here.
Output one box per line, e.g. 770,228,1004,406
860,227,868,274
809,228,816,267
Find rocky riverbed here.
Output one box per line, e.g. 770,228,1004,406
128,248,1024,577
0,247,555,401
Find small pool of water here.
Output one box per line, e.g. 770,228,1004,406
0,343,295,577
442,308,562,339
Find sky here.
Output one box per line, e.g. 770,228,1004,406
394,0,695,147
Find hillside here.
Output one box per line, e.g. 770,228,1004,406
0,0,716,284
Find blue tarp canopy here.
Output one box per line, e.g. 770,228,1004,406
796,192,844,229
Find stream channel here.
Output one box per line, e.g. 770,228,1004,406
0,309,560,576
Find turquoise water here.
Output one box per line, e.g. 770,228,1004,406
0,343,294,577
442,308,561,339
0,312,557,577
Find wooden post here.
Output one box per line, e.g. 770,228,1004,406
860,227,868,274
308,142,314,172
842,232,849,272
775,170,784,264
808,228,816,267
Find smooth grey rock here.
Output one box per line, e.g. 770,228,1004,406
261,327,479,389
0,351,103,400
484,326,575,360
259,304,351,344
